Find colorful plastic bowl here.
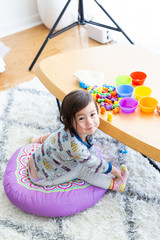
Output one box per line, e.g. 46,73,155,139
134,86,152,100
115,75,132,86
139,97,158,113
130,71,147,85
119,97,138,114
116,84,134,98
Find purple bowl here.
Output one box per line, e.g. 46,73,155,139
119,97,138,114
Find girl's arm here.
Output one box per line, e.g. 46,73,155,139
74,148,111,174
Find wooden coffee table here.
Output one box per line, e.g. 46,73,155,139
35,44,160,162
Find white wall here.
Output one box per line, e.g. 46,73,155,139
0,0,41,38
91,0,160,54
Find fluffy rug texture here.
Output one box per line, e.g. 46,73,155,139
1,77,160,240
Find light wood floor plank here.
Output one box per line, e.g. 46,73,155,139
0,24,102,91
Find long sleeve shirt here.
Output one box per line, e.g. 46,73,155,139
32,128,112,180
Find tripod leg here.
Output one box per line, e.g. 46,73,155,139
56,98,61,112
78,0,85,24
28,38,49,71
92,0,134,44
29,0,72,71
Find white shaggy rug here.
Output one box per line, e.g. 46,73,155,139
1,77,160,240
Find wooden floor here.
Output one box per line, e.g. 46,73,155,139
0,24,104,91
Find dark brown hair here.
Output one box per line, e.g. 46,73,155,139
60,89,98,130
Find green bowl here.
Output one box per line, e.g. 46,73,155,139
115,75,132,86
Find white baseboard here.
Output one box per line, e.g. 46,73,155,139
0,14,42,38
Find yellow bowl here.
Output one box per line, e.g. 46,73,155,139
134,86,152,100
139,97,158,113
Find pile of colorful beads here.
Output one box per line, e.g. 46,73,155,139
79,82,121,115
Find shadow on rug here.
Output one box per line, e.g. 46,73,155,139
0,77,160,240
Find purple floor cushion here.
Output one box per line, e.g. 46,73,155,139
3,143,106,217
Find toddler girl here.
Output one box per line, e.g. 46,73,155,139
29,89,128,191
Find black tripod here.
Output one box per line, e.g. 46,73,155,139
29,0,134,71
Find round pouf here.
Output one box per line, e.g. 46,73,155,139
3,144,106,217
37,0,94,31
37,0,78,30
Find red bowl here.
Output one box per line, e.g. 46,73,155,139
130,71,147,85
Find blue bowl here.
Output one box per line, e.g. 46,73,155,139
116,84,134,98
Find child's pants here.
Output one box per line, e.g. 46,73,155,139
29,164,112,189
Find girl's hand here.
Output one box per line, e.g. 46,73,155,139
110,166,124,181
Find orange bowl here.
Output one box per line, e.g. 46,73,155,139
139,97,158,113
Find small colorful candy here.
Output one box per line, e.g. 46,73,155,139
113,107,120,114
100,106,106,115
157,105,160,115
107,113,112,122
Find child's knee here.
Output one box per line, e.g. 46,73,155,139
29,157,39,178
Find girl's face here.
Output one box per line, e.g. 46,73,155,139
73,101,99,142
